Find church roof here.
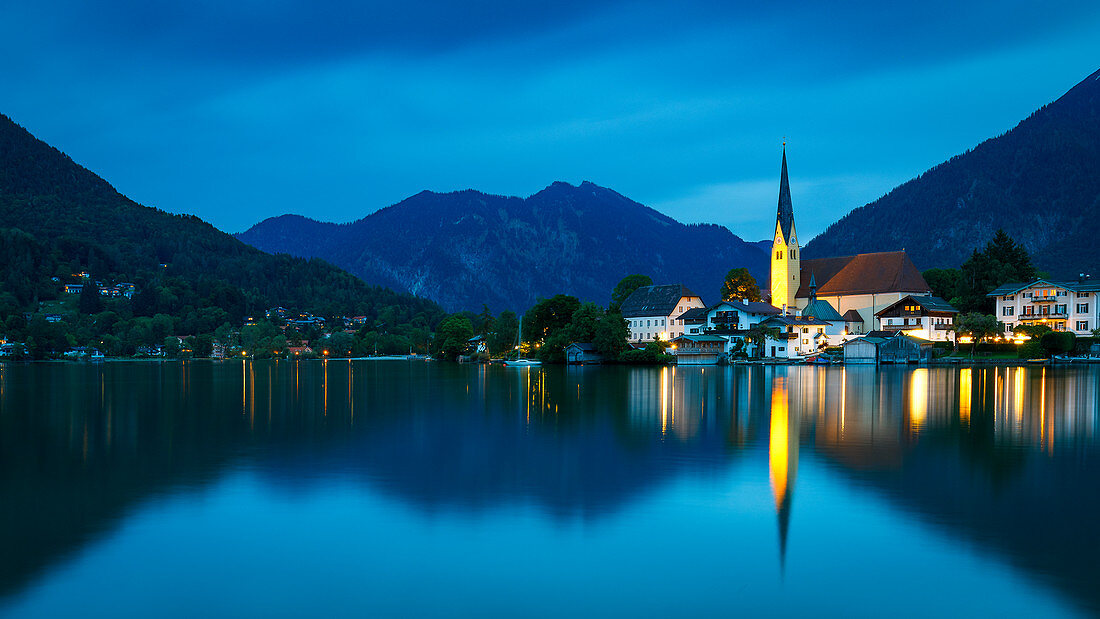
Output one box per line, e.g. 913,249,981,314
841,309,863,322
801,298,844,322
621,284,700,318
797,251,930,298
776,148,795,242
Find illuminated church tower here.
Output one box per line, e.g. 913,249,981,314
770,147,799,310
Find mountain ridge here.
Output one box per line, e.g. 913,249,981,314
803,68,1100,278
238,181,768,312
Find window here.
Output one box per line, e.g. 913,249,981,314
1024,292,1032,298
1077,321,1089,331
1056,304,1068,314
1003,307,1014,316
647,320,651,327
776,251,782,260
1005,295,1015,300
801,327,808,333
1077,303,1089,313
789,249,796,259
1077,292,1090,298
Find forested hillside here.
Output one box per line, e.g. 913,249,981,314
803,68,1100,278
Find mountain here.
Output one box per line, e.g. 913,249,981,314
0,112,442,325
804,68,1100,278
237,182,768,312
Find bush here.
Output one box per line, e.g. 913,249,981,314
1018,340,1044,359
1040,331,1075,355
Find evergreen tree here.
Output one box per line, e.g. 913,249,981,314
78,282,103,314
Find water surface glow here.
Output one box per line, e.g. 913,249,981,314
1,362,1097,617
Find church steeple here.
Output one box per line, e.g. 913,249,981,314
777,147,795,243
770,145,800,309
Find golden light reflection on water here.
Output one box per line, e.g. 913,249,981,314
769,377,793,512
959,368,972,425
908,368,928,434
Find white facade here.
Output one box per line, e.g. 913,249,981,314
875,315,954,342
805,292,916,336
991,280,1100,336
626,296,706,342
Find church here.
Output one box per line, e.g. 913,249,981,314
769,149,931,334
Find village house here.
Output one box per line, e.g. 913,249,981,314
621,284,706,342
761,314,833,358
565,342,603,364
873,295,958,342
769,148,932,334
988,277,1100,336
843,332,933,364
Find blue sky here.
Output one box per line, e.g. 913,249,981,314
2,1,1098,241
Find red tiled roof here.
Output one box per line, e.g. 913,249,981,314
799,251,930,298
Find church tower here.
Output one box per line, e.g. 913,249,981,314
770,147,800,310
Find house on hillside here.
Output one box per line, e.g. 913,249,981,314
622,284,705,342
565,343,603,364
874,295,958,342
988,277,1100,336
767,147,932,334
63,284,83,295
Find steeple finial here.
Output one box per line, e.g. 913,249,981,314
776,147,794,242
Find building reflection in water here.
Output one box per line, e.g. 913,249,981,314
3,362,1100,612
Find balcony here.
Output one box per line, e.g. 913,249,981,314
1031,294,1059,303
934,323,954,331
1019,311,1068,320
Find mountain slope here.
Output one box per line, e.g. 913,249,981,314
0,112,442,322
803,68,1100,278
238,182,768,312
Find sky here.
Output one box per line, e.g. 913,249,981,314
2,1,1098,242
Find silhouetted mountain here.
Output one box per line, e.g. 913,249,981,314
238,181,768,312
804,68,1100,278
0,113,442,324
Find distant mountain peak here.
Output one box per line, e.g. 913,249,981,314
238,182,767,312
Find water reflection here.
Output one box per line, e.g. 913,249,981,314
1,362,1098,614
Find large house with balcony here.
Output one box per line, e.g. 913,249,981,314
622,284,706,342
873,295,958,342
987,278,1100,336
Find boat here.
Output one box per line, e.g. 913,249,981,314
90,349,105,362
504,313,542,367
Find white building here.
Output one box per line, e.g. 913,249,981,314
873,295,958,342
622,284,706,342
988,278,1100,336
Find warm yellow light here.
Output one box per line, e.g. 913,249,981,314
241,351,247,356
769,377,794,512
909,369,928,433
323,350,329,356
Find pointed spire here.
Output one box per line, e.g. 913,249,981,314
808,272,817,301
777,147,795,242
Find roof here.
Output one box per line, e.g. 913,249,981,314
776,148,795,242
797,251,930,298
874,295,958,316
864,330,900,338
986,278,1100,296
675,307,710,321
565,342,596,351
764,315,832,327
672,335,727,343
715,299,782,315
842,309,863,321
621,284,701,318
801,298,844,322
843,335,890,346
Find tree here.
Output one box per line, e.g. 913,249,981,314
593,313,629,359
1040,331,1075,356
720,267,761,302
489,310,519,355
79,283,103,314
955,230,1036,313
436,314,474,360
954,312,1001,356
523,294,580,343
326,331,355,357
923,268,962,303
609,274,652,313
744,323,781,358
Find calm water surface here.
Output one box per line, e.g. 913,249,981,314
1,361,1098,617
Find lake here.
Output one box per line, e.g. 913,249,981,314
1,361,1098,617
